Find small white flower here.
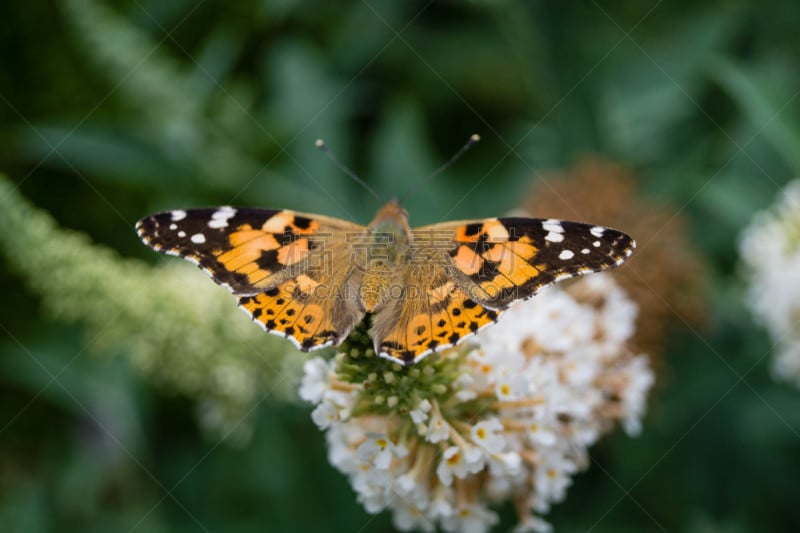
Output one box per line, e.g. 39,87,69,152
513,515,553,533
441,503,499,533
393,502,435,532
490,451,522,477
525,416,558,447
436,447,466,486
471,418,506,454
298,357,331,403
354,473,391,513
426,409,450,443
410,398,432,424
559,351,599,387
534,453,577,505
310,401,339,430
357,433,397,470
465,446,487,473
455,389,478,402
395,472,416,495
495,372,529,400
429,484,455,519
436,446,484,486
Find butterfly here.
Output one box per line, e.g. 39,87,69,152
136,201,635,365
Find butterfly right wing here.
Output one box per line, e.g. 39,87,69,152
415,217,636,310
371,216,635,364
136,207,368,350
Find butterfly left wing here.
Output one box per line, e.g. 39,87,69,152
136,207,364,294
136,207,368,350
372,217,635,364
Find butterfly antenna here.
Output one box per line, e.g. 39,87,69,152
315,139,381,201
399,133,481,203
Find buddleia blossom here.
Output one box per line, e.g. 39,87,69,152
0,175,302,444
740,180,800,385
300,274,653,532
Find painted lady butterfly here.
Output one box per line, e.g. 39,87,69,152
136,201,635,364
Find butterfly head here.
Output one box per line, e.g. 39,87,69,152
369,199,410,236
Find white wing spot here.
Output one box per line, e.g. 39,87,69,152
208,206,237,229
190,233,206,244
581,248,590,254
545,232,564,243
169,223,177,230
178,230,186,238
171,210,187,221
590,226,605,237
559,249,574,260
542,220,564,233
593,240,601,247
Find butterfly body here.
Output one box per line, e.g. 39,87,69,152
136,200,635,365
358,201,412,312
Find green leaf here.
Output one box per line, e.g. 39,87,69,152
600,7,741,161
710,58,800,174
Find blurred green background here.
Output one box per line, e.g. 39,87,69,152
2,0,800,531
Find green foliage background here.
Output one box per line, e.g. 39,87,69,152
1,0,799,531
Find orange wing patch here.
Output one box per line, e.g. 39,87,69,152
377,285,501,365
261,211,320,234
454,220,509,243
476,242,542,297
238,276,340,351
277,237,309,266
451,245,484,275
215,225,282,284
213,214,317,289
447,221,546,306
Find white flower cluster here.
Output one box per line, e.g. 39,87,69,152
300,274,653,533
740,180,800,385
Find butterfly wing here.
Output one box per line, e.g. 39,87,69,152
372,217,635,364
371,263,501,364
430,217,636,308
136,207,367,350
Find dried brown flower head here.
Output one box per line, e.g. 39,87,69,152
521,156,708,358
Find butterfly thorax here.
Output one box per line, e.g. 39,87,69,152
359,201,412,312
